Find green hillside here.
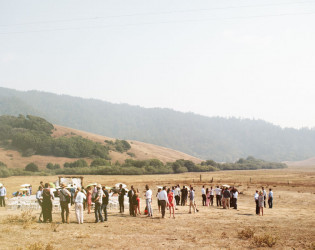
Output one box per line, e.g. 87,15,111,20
0,87,314,162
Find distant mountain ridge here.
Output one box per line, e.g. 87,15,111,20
0,86,315,162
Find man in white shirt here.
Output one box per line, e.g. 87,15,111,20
145,185,153,217
233,189,238,210
0,184,7,207
201,186,206,206
36,186,43,222
74,187,86,224
215,186,222,207
209,187,214,206
157,186,168,218
262,187,267,208
268,188,273,208
174,185,181,206
254,190,259,215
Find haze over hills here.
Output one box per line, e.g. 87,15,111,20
0,87,315,162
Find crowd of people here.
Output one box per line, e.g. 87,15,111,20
1,181,275,223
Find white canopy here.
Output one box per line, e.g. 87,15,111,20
20,184,31,187
115,183,127,188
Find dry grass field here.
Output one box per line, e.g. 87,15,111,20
1,166,315,250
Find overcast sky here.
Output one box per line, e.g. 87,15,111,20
0,0,314,128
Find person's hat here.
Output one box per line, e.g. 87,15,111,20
60,183,66,188
97,184,102,188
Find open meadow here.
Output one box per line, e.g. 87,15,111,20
1,166,315,249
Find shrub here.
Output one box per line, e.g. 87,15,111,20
46,163,60,170
90,158,110,167
64,159,88,168
238,228,255,239
25,163,39,172
252,233,277,247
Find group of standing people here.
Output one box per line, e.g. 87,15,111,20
201,185,238,209
254,187,273,216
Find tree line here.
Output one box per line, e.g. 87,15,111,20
0,156,287,178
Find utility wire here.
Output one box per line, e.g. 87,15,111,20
0,12,314,35
0,0,314,28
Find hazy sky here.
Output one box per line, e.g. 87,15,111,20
0,0,314,128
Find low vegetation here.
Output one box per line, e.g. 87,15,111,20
252,233,278,247
0,156,286,177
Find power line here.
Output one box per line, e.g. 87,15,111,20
0,0,314,28
0,11,313,35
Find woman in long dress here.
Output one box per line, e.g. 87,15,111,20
86,186,92,214
42,183,53,222
206,188,210,207
167,188,175,218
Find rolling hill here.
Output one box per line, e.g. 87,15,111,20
0,124,202,170
0,87,315,162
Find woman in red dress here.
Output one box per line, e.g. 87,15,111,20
167,188,175,219
86,186,92,214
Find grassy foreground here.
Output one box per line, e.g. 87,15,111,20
0,167,315,249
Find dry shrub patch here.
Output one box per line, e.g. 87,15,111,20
252,233,277,247
20,242,54,250
50,222,60,232
3,210,36,228
238,227,255,239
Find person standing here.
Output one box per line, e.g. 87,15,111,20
201,186,206,206
145,185,153,217
36,186,43,222
128,185,135,216
268,188,273,208
262,187,267,208
74,187,86,224
181,186,187,206
0,184,6,207
157,186,168,218
59,183,71,224
254,190,259,215
167,188,175,218
209,186,214,206
174,185,181,206
223,188,230,209
42,183,53,223
86,186,92,214
94,184,104,223
156,188,161,213
189,186,198,213
102,186,109,221
258,191,264,216
215,186,222,207
206,188,210,207
118,184,126,213
233,189,238,210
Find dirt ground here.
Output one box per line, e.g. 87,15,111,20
1,167,315,249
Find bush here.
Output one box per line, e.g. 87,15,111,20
64,159,88,168
238,228,255,239
46,163,61,170
90,158,110,167
25,163,39,172
0,163,11,178
252,233,277,247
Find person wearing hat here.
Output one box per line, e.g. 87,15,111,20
94,184,104,223
59,183,71,223
0,183,6,207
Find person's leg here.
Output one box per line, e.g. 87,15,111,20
227,198,230,209
161,201,166,218
61,202,65,223
255,201,259,215
234,198,237,209
122,198,124,213
75,204,80,223
261,207,263,216
104,204,108,221
66,204,70,224
0,196,3,206
99,204,104,222
264,196,266,208
95,203,99,222
270,197,273,208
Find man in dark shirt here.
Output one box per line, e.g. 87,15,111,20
223,188,230,209
128,186,135,216
102,186,109,221
118,184,126,213
181,186,187,206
